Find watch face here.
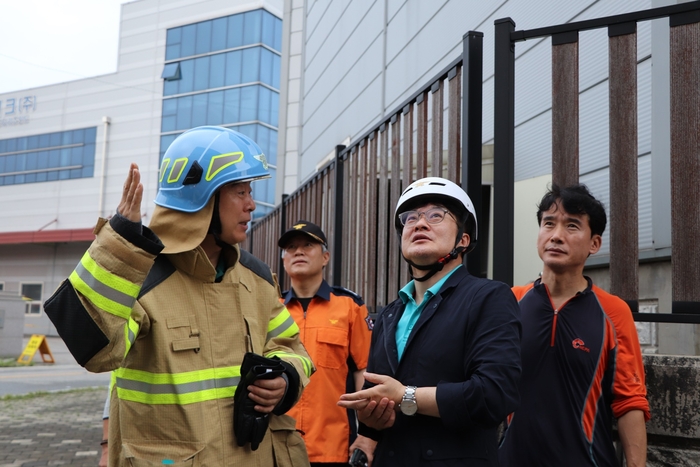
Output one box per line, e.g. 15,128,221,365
400,400,417,416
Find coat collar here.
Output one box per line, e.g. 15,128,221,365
383,266,469,372
282,279,331,305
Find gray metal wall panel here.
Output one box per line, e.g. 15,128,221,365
513,41,552,126
580,81,609,176
303,1,382,98
514,110,552,181
305,1,344,72
302,78,383,179
301,37,384,161
638,154,652,250
638,59,652,156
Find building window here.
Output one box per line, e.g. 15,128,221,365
165,9,281,61
161,62,181,81
0,127,97,186
161,9,281,219
0,282,4,291
21,283,43,315
163,47,280,97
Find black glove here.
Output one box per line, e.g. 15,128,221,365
233,352,285,450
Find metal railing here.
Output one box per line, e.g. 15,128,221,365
493,1,700,324
245,31,485,312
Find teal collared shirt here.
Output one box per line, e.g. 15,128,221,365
395,265,462,360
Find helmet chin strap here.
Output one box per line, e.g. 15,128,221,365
405,246,465,282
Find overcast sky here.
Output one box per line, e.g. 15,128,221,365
0,0,132,95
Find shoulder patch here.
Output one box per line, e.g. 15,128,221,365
331,285,365,306
139,255,176,299
365,314,374,331
239,249,275,287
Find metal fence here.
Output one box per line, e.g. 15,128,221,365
247,1,700,324
493,1,700,324
244,32,485,313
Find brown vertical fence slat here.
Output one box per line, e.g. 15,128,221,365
431,81,444,177
366,133,378,308
670,19,700,306
377,125,390,310
608,25,639,303
324,169,333,283
448,66,462,183
551,34,579,187
389,116,402,302
358,141,368,299
347,148,358,292
342,155,351,289
416,93,428,179
402,105,414,285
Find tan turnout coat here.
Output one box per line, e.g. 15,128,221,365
45,201,313,467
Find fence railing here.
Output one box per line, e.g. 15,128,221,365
493,1,700,324
245,31,485,312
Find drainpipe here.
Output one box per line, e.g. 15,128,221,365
98,116,111,217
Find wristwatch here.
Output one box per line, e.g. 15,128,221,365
399,385,418,416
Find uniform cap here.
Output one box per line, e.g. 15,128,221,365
278,221,327,248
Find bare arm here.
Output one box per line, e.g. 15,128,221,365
618,409,647,467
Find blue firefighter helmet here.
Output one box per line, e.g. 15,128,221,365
154,126,270,213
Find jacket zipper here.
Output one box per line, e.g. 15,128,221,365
545,285,574,347
551,309,559,347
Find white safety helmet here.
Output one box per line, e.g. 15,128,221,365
395,177,478,253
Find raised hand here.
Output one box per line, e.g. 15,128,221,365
117,163,143,222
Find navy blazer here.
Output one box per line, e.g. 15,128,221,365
361,267,521,466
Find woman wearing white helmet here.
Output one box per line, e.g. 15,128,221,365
339,176,522,467
393,177,478,282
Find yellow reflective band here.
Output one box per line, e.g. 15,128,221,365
266,351,313,378
268,308,299,339
205,151,244,181
158,158,170,183
69,271,133,320
117,386,236,405
78,251,140,298
124,317,140,357
114,366,242,405
167,157,188,183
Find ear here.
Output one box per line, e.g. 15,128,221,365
322,249,330,267
588,234,602,256
459,232,471,251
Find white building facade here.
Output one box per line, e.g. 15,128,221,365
0,0,283,336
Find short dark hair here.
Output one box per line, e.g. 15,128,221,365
536,184,607,237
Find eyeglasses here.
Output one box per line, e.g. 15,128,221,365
398,207,453,227
283,241,318,254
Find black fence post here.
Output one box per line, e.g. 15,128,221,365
333,145,346,286
461,30,484,278
493,18,516,286
278,194,288,287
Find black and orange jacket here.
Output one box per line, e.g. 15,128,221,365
499,277,650,467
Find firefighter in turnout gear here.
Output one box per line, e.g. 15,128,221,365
45,126,314,466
